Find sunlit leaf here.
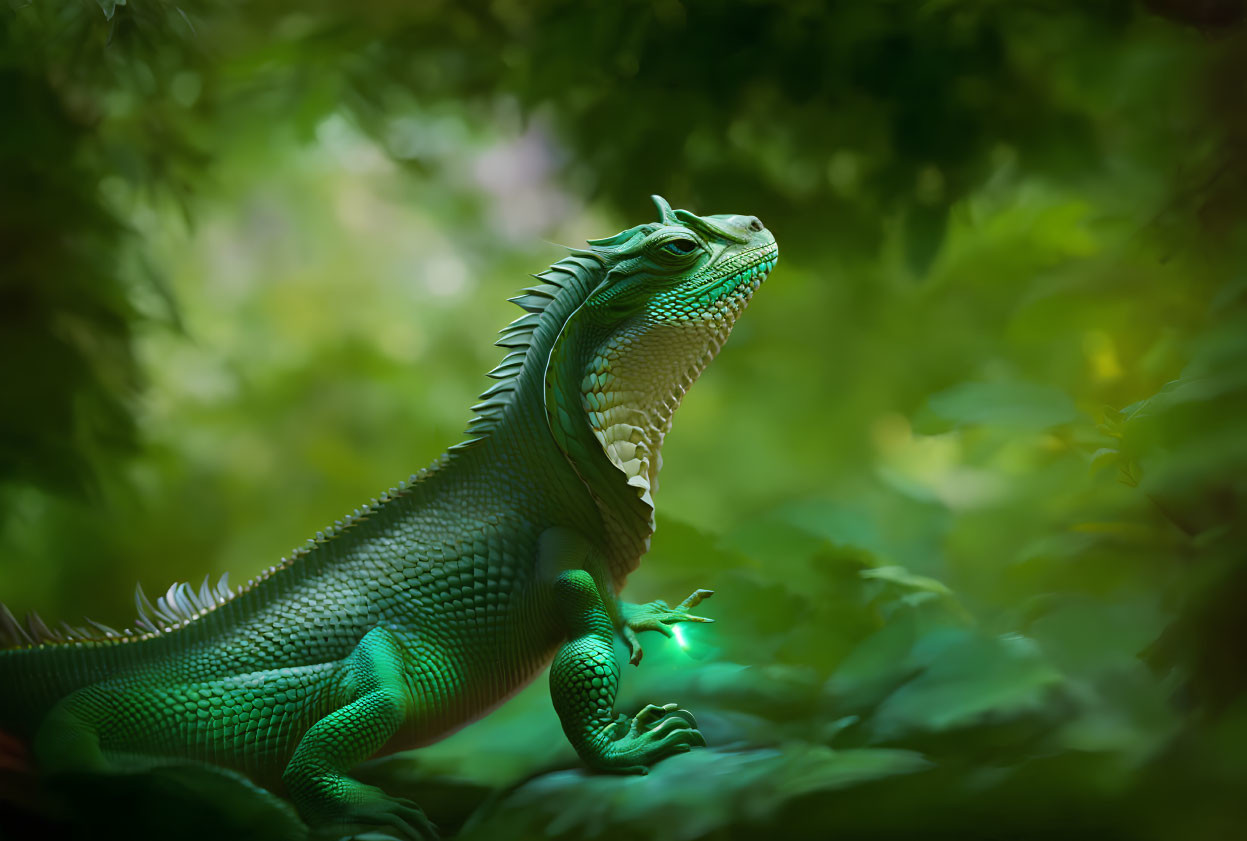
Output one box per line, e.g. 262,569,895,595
860,565,953,595
924,381,1079,431
95,0,124,21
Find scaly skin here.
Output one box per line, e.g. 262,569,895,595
0,197,778,839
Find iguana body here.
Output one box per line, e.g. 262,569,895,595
0,197,777,838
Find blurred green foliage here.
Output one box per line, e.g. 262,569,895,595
2,0,1246,839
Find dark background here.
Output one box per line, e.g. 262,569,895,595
2,1,1246,838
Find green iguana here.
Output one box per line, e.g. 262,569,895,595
0,196,777,839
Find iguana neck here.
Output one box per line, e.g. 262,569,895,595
545,320,655,587
453,249,654,585
545,307,737,588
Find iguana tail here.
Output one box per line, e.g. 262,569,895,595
0,573,240,737
0,633,127,740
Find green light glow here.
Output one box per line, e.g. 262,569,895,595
672,624,688,650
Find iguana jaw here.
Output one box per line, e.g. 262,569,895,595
582,243,779,507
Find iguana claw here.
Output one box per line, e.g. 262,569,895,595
621,589,715,665
592,702,706,774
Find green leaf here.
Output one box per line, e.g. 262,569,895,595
460,745,930,841
924,380,1079,430
865,630,1069,749
1089,447,1119,474
96,0,125,21
860,564,953,596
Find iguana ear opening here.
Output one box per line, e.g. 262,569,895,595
651,195,679,226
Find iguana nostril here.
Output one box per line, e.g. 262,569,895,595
747,217,764,232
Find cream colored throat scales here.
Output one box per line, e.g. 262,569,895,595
581,282,761,507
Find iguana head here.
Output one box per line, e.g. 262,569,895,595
554,196,778,506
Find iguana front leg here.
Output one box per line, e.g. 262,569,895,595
620,588,714,665
548,569,705,774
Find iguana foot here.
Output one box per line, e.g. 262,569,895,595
312,784,438,841
590,703,706,774
622,589,714,665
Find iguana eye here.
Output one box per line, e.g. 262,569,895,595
660,238,698,256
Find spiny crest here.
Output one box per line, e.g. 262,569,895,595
132,574,235,635
0,472,428,649
455,249,607,447
457,196,694,447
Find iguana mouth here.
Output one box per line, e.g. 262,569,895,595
687,243,779,306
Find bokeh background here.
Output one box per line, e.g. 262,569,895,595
3,1,1247,839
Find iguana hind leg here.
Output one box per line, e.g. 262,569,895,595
283,626,435,841
548,569,705,775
